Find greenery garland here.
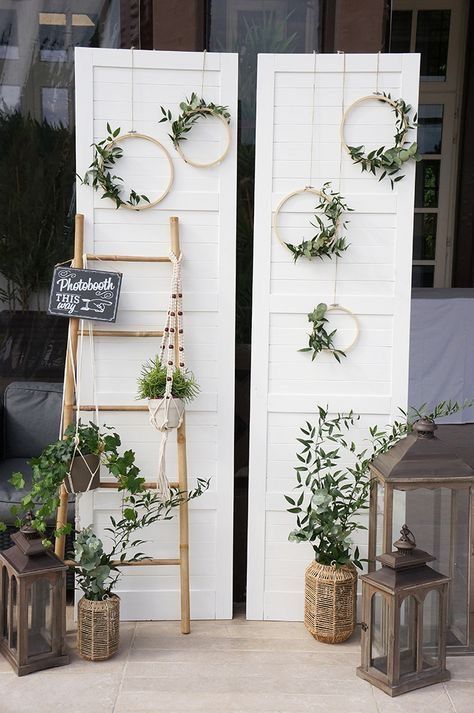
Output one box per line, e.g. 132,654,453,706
345,93,421,189
285,183,352,262
299,303,346,363
160,93,231,149
81,124,150,209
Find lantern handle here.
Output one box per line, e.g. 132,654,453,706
394,524,416,554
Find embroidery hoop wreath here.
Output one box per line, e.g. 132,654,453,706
273,183,352,262
81,124,174,210
299,303,360,363
340,92,421,189
160,93,231,169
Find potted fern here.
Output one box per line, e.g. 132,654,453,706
137,357,199,428
73,479,208,660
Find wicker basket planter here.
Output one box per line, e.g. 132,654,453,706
77,595,120,661
304,560,357,643
64,454,100,494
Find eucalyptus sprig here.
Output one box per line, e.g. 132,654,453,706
299,303,346,363
347,92,421,189
160,93,231,149
285,184,352,262
80,124,150,209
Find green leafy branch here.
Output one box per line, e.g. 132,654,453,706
80,124,150,209
160,93,231,149
285,184,352,262
347,93,421,189
299,303,346,363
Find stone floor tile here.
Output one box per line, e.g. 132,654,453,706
372,683,455,712
444,681,474,713
446,657,474,682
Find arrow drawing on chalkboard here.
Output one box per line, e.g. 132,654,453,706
80,298,113,313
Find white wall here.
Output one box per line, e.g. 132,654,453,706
247,53,420,621
75,48,237,619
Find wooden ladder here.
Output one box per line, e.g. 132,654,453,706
55,214,191,633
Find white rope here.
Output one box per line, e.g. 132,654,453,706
149,250,186,500
333,52,347,308
130,46,136,133
308,51,317,187
201,49,207,99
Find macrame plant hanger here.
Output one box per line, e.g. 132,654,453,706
148,246,186,500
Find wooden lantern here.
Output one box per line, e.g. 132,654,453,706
357,525,450,697
0,514,69,676
368,417,474,654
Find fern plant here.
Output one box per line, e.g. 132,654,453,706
137,358,199,402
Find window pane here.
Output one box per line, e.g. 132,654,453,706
414,213,437,260
412,265,435,287
415,160,440,208
42,87,69,127
418,105,443,154
416,10,451,82
0,85,21,113
391,10,412,52
0,8,19,58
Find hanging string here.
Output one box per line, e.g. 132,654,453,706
200,49,207,99
130,46,136,133
376,51,380,93
308,50,317,187
333,52,347,307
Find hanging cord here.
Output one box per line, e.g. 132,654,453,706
308,50,317,187
130,46,136,133
376,51,380,93
148,250,186,499
333,52,347,307
200,49,207,99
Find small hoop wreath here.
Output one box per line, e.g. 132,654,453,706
81,125,174,210
299,303,360,363
160,93,231,169
340,92,420,189
273,183,351,262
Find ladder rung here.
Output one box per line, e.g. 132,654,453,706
65,558,180,568
86,253,171,263
80,330,163,337
99,481,180,490
74,405,147,411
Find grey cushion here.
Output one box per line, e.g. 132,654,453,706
4,382,63,459
0,457,74,524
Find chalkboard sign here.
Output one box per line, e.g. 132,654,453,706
48,266,122,322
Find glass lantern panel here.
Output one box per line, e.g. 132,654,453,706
1,567,7,641
10,575,17,650
399,595,417,677
422,589,440,667
371,592,388,674
27,579,53,658
374,482,385,562
405,487,468,647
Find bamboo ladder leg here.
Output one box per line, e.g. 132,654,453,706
55,214,84,558
170,216,191,634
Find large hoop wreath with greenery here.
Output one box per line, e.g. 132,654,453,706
341,92,421,189
160,93,232,168
299,303,359,364
274,183,352,262
81,125,174,210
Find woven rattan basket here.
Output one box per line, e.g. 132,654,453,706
304,560,357,643
77,595,120,661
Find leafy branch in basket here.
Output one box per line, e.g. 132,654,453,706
160,93,231,149
80,124,150,209
299,303,346,363
285,184,352,262
347,93,421,189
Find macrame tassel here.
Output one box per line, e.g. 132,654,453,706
156,429,170,501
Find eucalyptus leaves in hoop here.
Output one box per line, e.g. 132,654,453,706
284,184,352,262
299,303,346,363
81,125,150,209
160,93,231,168
342,92,421,189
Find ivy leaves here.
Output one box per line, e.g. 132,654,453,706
299,303,346,363
160,93,231,149
285,184,352,262
347,93,421,189
80,124,150,209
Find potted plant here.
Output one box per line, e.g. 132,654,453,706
137,357,199,428
72,480,208,660
1,422,145,544
286,406,409,643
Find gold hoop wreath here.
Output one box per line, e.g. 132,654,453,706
170,108,232,169
340,94,409,150
82,129,174,211
323,304,360,355
273,186,333,247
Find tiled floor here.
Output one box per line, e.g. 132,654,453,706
0,609,473,713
